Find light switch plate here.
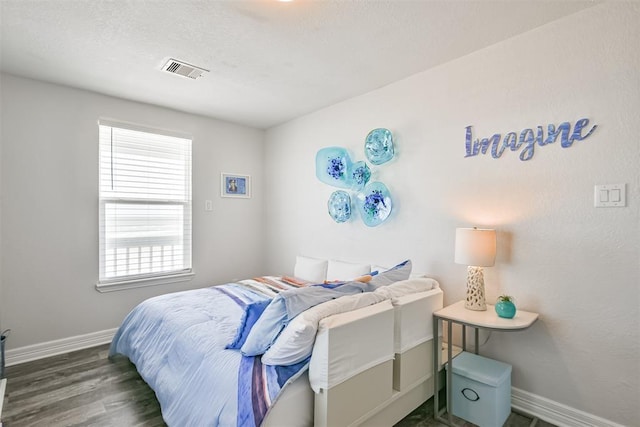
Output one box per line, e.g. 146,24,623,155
594,184,626,207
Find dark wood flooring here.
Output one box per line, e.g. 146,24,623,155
1,344,554,427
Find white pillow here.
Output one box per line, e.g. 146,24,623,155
326,259,371,281
373,277,437,299
294,256,328,283
261,292,385,366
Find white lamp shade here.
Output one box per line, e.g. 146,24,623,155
455,228,497,267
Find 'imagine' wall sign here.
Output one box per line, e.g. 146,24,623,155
464,118,597,161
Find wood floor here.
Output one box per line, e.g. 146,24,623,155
1,344,555,427
2,345,164,426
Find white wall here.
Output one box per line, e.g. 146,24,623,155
0,74,265,349
264,3,639,426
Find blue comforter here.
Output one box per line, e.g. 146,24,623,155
109,281,308,427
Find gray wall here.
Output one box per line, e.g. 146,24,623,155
0,74,265,349
263,3,639,425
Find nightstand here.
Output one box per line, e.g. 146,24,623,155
432,300,539,426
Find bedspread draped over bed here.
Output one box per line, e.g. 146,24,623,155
109,279,309,427
109,275,379,427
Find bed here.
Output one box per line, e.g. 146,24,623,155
109,257,444,426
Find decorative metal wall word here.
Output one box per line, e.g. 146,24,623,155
464,118,597,161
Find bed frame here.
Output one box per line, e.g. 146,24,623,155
263,286,444,427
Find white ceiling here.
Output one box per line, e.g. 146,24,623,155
0,0,597,129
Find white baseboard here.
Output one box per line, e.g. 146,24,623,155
512,386,624,427
5,328,117,367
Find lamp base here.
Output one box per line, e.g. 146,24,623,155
465,266,487,311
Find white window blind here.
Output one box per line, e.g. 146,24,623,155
98,122,192,288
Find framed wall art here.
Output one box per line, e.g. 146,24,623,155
221,173,251,198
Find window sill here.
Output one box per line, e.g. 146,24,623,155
95,271,194,293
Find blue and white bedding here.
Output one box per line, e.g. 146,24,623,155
109,279,303,427
109,278,376,426
109,261,413,427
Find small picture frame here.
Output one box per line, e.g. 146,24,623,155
221,173,251,198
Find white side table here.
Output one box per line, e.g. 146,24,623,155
432,300,539,426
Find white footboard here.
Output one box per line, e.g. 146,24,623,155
310,300,395,427
264,284,444,427
310,286,443,427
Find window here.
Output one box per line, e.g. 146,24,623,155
97,120,192,291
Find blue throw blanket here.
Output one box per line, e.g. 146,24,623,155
282,281,375,319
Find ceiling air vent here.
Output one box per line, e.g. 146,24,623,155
161,58,209,80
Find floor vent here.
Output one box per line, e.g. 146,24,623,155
161,58,208,80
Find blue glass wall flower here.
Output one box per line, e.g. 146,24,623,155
316,147,353,189
356,182,393,227
349,161,371,191
317,130,395,226
365,128,395,165
327,190,352,223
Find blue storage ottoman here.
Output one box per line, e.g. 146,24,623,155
447,351,512,427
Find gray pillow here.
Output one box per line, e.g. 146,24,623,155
370,259,412,287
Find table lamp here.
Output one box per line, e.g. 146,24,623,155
455,227,496,311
